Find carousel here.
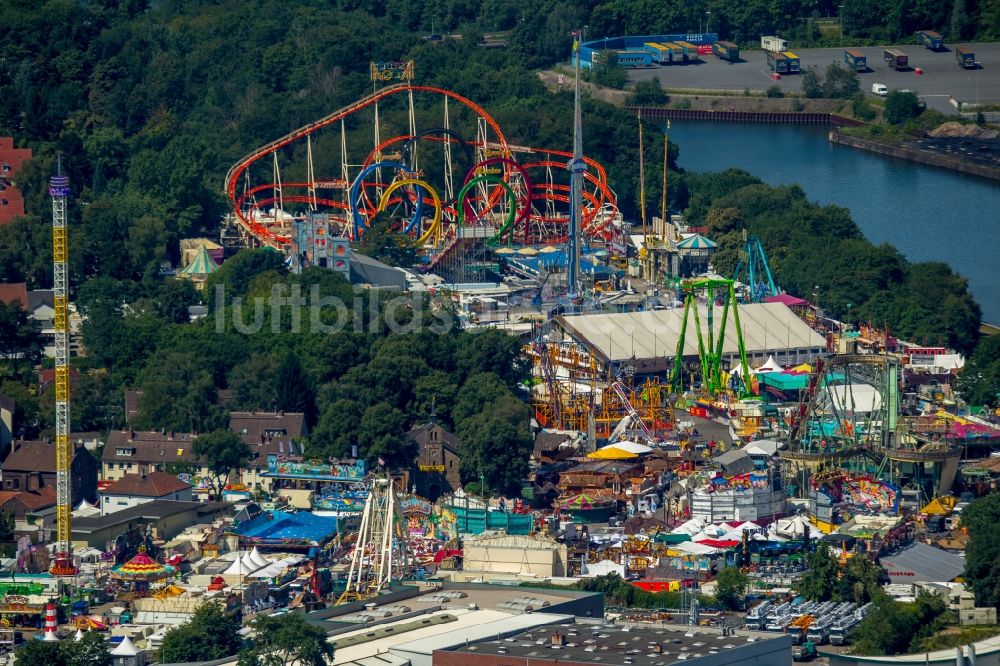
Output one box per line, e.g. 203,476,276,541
109,547,177,597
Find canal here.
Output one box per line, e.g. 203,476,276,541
670,121,1000,323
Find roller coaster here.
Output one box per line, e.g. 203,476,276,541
224,84,621,254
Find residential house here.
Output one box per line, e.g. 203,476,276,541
0,487,57,532
0,282,27,309
99,472,193,515
0,137,32,226
0,392,13,454
408,422,462,501
101,431,209,490
0,440,98,504
229,411,307,492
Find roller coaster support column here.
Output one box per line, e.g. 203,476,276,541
567,29,586,301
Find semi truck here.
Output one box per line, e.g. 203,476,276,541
674,41,700,61
766,51,800,74
761,35,788,52
713,40,740,62
885,48,909,70
616,51,655,68
644,42,673,65
844,49,867,72
956,46,977,68
917,30,944,50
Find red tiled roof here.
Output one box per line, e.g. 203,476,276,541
101,472,192,498
16,487,57,511
0,283,27,309
3,440,58,473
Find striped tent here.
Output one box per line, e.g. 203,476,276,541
181,246,219,276
675,234,717,250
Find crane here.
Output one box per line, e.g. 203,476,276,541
49,160,75,576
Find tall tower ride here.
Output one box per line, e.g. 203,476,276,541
49,161,75,576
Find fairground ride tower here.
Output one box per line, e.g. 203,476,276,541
49,162,75,576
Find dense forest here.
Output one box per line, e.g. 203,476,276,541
0,0,994,467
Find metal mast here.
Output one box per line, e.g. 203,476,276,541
50,160,75,576
567,30,586,299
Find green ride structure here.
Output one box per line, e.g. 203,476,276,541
668,278,754,400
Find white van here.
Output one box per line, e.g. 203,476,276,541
872,83,888,96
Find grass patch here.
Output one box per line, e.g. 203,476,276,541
917,625,1000,652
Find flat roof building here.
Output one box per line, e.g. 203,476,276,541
438,621,792,666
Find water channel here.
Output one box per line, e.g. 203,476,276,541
669,121,1000,323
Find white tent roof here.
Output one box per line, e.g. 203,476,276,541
743,439,783,456
771,515,821,539
249,564,284,578
600,440,652,455
826,384,882,413
248,547,270,568
556,303,826,362
223,556,255,576
111,636,142,656
672,541,724,555
73,500,101,518
755,355,784,373
671,517,707,536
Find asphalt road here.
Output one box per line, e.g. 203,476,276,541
629,42,1000,113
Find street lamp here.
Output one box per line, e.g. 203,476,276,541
705,11,712,35
839,5,845,48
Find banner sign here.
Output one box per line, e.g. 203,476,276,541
370,60,414,81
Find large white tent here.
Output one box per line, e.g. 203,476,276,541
554,302,826,363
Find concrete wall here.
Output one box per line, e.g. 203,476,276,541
829,130,1000,182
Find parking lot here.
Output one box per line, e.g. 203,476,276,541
629,42,1000,113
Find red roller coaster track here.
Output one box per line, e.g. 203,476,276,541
224,84,619,249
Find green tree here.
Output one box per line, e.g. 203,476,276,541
796,543,839,601
957,335,1000,406
136,351,222,432
357,213,417,268
13,640,67,666
456,395,533,495
822,62,860,99
0,300,42,379
358,402,414,467
801,67,823,98
155,278,200,324
65,631,112,666
452,371,513,425
960,493,1000,608
273,352,317,426
238,612,333,666
851,92,876,121
627,79,670,106
193,430,255,496
205,249,288,306
588,52,628,89
884,91,923,124
714,565,749,610
159,601,243,663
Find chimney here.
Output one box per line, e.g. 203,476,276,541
551,633,565,646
